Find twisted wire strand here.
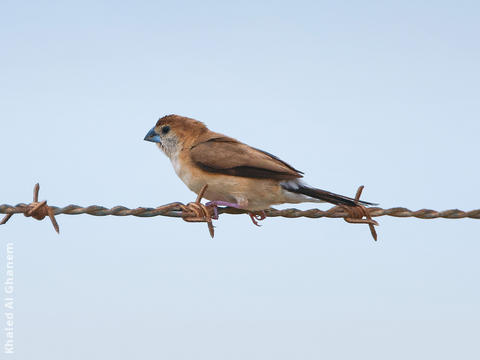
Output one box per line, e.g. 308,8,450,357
1,183,478,241
1,203,479,220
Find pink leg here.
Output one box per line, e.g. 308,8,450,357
206,201,242,208
205,201,267,227
206,201,242,220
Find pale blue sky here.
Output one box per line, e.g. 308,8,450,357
1,1,479,359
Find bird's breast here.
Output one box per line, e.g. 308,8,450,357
170,153,205,195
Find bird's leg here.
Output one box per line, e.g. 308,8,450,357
205,201,267,227
248,211,267,227
205,201,242,219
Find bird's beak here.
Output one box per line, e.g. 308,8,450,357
144,127,161,143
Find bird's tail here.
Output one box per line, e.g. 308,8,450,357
282,183,376,207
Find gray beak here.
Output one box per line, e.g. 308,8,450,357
144,127,161,143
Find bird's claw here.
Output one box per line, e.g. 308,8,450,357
204,202,219,220
248,211,266,226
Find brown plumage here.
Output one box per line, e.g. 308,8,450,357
145,114,374,211
191,138,303,180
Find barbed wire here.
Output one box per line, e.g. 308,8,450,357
1,184,479,240
2,203,479,219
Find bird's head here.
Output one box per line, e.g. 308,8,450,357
144,114,208,158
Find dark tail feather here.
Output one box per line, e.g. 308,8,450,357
285,185,377,207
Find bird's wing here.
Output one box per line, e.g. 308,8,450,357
190,137,304,180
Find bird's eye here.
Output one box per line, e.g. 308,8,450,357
162,125,170,134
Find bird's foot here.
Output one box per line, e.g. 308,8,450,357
248,211,266,227
205,201,242,220
203,200,267,228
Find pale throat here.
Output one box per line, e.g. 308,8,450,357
156,140,187,179
156,136,181,161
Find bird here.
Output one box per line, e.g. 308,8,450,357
144,114,374,225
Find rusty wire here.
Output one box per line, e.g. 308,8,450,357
1,183,479,240
1,183,59,233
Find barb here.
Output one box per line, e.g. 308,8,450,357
178,184,215,238
339,185,378,241
1,183,59,233
1,184,479,240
